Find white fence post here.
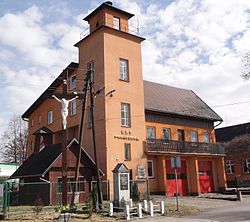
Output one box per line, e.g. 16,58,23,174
137,203,142,218
160,201,164,215
125,205,130,220
143,200,148,212
109,202,113,216
129,198,133,208
149,201,154,217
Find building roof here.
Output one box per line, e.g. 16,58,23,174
10,138,103,179
215,122,250,143
22,62,78,119
83,2,134,22
144,80,222,122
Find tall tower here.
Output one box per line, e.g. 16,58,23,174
74,1,147,193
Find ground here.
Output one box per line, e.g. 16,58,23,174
4,193,249,221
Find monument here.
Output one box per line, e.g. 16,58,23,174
112,163,130,207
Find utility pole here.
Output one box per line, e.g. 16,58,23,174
89,70,104,210
70,71,90,208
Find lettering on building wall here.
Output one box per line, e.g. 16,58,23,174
114,130,139,141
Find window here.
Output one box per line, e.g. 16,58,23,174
121,103,131,127
70,100,77,116
226,160,235,174
243,159,250,173
70,75,76,90
87,61,95,82
190,131,198,142
124,143,131,161
162,128,171,142
31,119,34,127
113,16,120,30
148,160,154,178
119,59,129,81
88,106,92,128
203,132,210,143
38,115,42,124
48,111,53,125
147,126,155,143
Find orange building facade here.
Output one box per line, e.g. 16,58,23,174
22,2,226,198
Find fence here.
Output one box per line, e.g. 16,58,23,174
0,179,149,220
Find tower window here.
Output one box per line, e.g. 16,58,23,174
121,103,131,127
87,61,95,82
124,143,131,161
113,16,120,30
120,59,129,81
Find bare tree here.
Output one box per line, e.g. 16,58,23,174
224,134,250,163
241,52,250,80
0,115,28,164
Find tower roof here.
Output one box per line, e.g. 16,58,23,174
83,1,134,22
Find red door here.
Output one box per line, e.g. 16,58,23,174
166,160,188,196
198,161,214,193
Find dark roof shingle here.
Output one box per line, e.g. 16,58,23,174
144,80,222,121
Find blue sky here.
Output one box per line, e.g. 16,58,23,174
1,0,250,136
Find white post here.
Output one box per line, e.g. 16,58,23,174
137,203,142,218
143,200,148,212
129,198,133,208
125,205,130,221
149,201,154,217
109,202,113,216
160,201,164,215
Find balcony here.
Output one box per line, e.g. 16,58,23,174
144,139,225,155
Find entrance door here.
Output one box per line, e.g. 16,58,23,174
198,161,214,193
166,159,188,196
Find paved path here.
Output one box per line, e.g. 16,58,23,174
133,194,250,222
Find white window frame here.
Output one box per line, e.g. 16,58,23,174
70,100,77,116
121,103,130,127
119,59,129,81
48,111,53,125
243,159,250,173
113,16,120,30
226,160,235,174
148,160,154,178
203,132,210,143
147,126,156,143
124,143,131,161
70,75,77,90
190,131,198,142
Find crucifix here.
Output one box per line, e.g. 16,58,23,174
52,69,78,207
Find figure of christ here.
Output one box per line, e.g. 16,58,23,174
52,94,78,130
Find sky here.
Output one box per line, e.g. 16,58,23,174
1,0,250,137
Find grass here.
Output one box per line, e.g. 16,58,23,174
3,202,201,221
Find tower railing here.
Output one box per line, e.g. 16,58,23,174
80,17,140,40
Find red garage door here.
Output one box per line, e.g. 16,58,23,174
166,160,188,196
198,161,214,193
